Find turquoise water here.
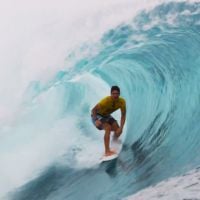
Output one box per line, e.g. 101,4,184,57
2,1,200,200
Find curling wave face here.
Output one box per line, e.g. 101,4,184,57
1,1,200,200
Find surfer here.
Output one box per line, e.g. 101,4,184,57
91,86,126,157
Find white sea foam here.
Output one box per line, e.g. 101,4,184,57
125,167,200,200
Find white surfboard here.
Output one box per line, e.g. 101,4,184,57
101,153,118,162
100,139,122,162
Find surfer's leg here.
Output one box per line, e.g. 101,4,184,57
111,121,122,138
103,123,116,156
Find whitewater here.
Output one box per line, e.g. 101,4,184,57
0,0,200,199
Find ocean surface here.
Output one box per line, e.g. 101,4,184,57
0,0,200,199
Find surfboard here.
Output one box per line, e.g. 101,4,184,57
101,153,118,162
100,139,122,162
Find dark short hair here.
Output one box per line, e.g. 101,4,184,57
111,86,120,93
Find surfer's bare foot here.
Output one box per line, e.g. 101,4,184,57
105,150,116,156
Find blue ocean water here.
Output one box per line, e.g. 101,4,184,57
1,1,200,200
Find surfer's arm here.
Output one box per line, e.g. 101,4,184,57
120,110,126,130
115,108,126,136
91,104,100,121
120,101,126,130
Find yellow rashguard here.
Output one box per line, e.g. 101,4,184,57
97,96,126,116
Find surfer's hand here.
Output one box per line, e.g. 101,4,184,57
115,127,123,136
95,120,102,128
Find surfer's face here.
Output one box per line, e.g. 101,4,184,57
111,90,120,100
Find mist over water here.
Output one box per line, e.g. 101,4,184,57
0,0,200,199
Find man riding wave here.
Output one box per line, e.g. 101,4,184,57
91,86,126,156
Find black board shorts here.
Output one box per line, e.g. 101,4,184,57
91,114,116,130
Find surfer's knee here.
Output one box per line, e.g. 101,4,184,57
114,132,120,138
114,128,122,137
